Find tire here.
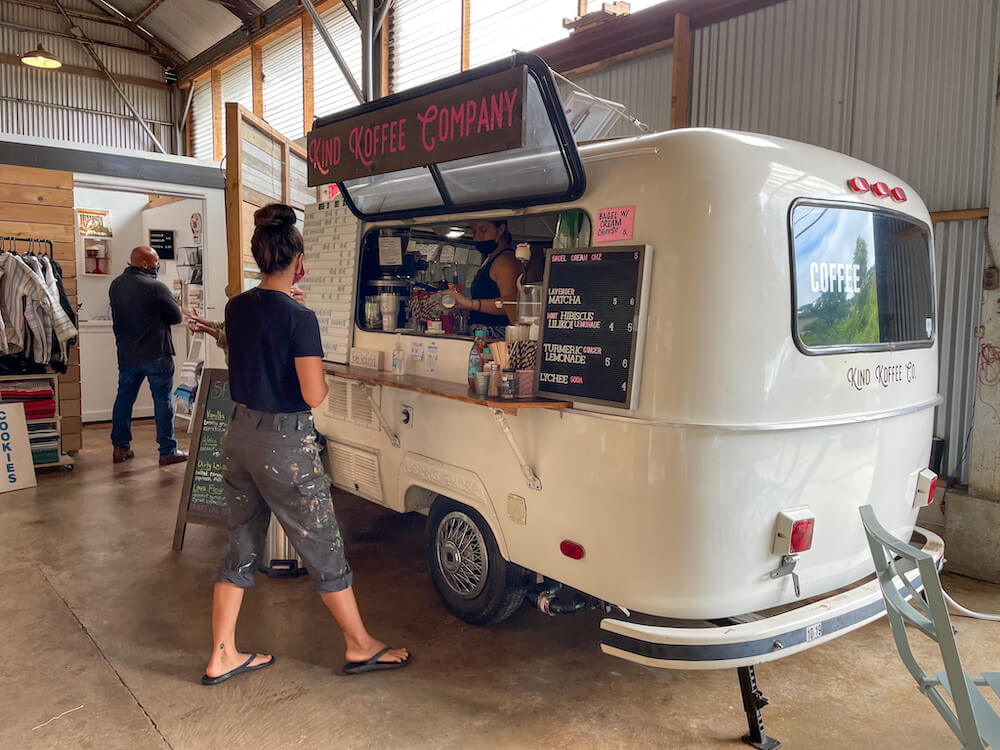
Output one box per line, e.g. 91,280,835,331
426,498,527,626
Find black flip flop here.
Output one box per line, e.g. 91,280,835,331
202,653,275,686
343,647,411,675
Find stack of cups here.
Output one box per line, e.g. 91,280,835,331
516,369,534,398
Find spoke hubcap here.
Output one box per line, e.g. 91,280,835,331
436,511,488,599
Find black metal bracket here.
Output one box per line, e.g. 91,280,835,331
738,665,781,750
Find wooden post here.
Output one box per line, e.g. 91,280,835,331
251,44,264,117
211,68,223,160
669,12,691,130
224,103,244,298
302,15,315,133
460,0,470,71
379,5,390,97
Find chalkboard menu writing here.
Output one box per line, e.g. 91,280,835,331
537,246,649,408
149,228,175,260
173,368,236,549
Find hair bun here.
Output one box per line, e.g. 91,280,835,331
254,203,296,229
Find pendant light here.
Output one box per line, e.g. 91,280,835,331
21,43,62,69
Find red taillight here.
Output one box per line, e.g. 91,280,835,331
848,177,870,193
560,540,585,560
871,181,891,198
890,186,907,202
927,475,937,499
789,519,814,553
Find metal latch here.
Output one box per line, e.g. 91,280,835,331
768,554,801,597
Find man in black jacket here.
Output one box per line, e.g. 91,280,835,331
109,246,187,466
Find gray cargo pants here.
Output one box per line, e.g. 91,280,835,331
217,404,353,594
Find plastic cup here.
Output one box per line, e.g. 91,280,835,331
382,313,395,331
474,372,490,397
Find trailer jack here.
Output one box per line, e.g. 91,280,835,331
737,665,780,750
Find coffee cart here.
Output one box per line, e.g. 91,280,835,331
303,54,942,748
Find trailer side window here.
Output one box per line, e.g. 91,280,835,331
790,203,934,353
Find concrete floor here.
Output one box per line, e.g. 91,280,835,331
2,423,999,750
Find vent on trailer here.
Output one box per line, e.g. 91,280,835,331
324,377,379,430
328,441,384,504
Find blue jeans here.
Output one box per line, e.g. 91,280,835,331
111,356,177,456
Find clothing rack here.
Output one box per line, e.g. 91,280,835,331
0,236,54,256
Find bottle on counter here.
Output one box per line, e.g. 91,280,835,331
467,327,487,388
392,334,406,375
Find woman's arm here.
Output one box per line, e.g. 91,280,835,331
294,356,328,408
490,253,521,324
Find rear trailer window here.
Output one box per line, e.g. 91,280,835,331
790,202,934,352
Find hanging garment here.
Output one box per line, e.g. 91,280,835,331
0,254,77,364
48,258,77,328
40,256,74,365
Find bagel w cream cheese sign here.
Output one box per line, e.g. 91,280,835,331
0,403,36,492
307,67,526,185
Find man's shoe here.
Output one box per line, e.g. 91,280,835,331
159,451,188,467
113,446,134,464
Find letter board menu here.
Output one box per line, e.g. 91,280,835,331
537,246,650,408
173,369,235,549
300,198,361,364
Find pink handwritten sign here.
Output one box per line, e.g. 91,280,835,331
307,67,527,186
595,206,635,243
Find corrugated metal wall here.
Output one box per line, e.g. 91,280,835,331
313,2,362,120
0,0,173,152
935,220,987,482
468,0,575,68
690,0,1000,480
191,78,213,160
263,29,304,140
569,48,673,137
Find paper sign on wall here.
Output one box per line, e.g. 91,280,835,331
595,206,636,243
378,236,403,266
439,245,456,264
0,402,37,492
410,341,425,361
454,246,470,264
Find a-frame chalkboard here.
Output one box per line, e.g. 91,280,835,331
173,368,235,550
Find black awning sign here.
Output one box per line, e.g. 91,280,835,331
308,66,526,185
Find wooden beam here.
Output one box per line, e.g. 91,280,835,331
379,7,389,97
669,12,691,129
146,194,186,209
563,38,673,77
251,44,264,117
0,54,168,90
460,0,470,71
132,0,166,23
930,208,989,223
212,68,223,162
302,15,315,132
225,103,245,298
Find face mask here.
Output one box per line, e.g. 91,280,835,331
476,240,497,255
293,260,305,284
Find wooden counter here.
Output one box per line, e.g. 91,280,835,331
323,363,571,415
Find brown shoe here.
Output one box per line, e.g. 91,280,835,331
113,446,134,464
159,451,188,466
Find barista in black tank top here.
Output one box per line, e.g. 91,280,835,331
447,219,520,330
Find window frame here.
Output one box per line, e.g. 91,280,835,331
787,198,936,357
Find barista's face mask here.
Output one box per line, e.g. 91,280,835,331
475,240,497,255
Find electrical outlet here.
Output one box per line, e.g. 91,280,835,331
400,405,413,428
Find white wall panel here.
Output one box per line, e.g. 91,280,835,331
191,78,213,160
262,29,304,140
220,56,252,158
468,0,575,67
391,0,461,92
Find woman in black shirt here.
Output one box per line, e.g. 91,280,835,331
203,204,409,684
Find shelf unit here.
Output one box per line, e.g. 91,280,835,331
0,372,75,471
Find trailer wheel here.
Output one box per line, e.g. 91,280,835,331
426,498,527,626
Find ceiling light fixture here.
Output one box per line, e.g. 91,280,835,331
446,228,464,239
21,43,62,69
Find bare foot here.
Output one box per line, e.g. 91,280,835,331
205,648,272,678
345,638,409,665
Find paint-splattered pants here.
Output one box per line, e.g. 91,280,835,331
217,405,353,594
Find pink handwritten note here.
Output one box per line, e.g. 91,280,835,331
595,206,635,243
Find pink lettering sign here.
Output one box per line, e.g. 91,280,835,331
595,206,635,243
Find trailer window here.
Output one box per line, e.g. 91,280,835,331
790,202,934,352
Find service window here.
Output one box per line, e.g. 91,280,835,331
790,201,934,353
355,210,590,339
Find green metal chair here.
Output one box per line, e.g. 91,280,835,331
859,505,1000,749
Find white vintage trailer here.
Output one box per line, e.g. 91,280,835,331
304,56,942,739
